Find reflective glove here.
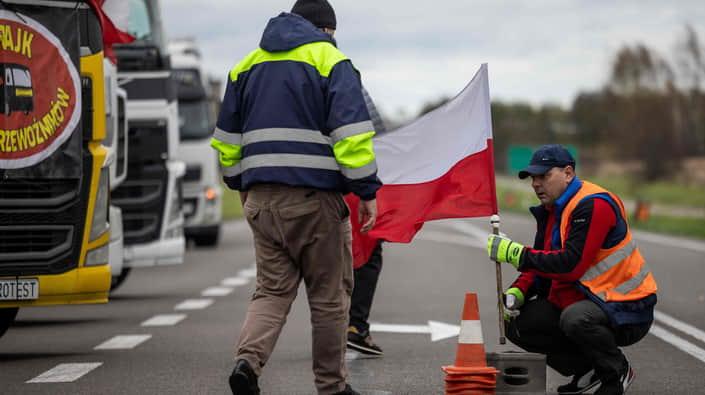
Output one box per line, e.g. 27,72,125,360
503,287,524,321
487,234,525,269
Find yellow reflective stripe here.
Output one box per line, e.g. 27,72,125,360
229,42,348,82
210,138,242,167
333,131,376,169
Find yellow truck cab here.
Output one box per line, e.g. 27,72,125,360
0,0,112,337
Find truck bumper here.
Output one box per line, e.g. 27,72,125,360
123,235,185,268
0,265,111,308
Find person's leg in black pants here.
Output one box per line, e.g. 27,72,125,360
347,243,383,355
560,300,651,394
506,298,593,377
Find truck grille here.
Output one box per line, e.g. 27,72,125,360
0,226,74,273
112,120,169,244
184,165,201,183
0,179,79,210
0,174,87,276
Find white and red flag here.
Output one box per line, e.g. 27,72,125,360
346,64,498,267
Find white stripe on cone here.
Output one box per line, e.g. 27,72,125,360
458,320,484,344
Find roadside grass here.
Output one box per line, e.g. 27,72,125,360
496,184,705,240
590,177,705,208
221,188,243,220
219,182,704,240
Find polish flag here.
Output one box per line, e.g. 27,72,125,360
347,64,497,268
87,0,135,64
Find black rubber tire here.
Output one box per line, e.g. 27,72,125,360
193,226,221,247
0,307,19,338
110,267,132,292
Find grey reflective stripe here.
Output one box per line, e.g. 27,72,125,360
242,154,339,171
613,265,652,295
242,128,331,146
340,160,378,180
330,121,375,143
221,163,242,177
490,236,502,261
581,240,637,282
213,128,242,145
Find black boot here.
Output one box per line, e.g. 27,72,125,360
229,359,260,395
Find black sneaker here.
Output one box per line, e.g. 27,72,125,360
347,326,383,356
333,384,360,395
557,369,601,394
595,359,635,395
229,359,260,395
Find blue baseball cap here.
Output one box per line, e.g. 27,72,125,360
518,144,576,179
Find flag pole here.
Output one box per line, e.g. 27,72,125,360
490,214,506,344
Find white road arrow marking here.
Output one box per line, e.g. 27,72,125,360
370,321,460,342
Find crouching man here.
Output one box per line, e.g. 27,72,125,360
487,144,657,395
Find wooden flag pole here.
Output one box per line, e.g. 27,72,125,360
490,214,506,344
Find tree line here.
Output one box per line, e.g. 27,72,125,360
411,25,705,181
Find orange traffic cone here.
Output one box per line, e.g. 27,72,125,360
442,293,498,395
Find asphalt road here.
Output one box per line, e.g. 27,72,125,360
1,213,704,394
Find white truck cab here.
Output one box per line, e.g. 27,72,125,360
169,39,222,246
111,0,185,285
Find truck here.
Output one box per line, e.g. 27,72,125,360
103,59,129,286
110,0,185,287
169,39,222,247
0,0,113,337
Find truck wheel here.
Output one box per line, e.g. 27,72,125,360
194,226,220,247
110,268,132,292
0,308,19,338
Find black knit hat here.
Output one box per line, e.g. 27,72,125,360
291,0,337,30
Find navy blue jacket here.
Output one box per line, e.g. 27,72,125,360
212,13,382,200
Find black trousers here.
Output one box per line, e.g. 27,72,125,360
349,243,383,333
506,298,651,383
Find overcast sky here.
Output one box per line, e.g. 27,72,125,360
162,0,704,116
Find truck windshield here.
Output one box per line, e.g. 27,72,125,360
127,0,152,41
178,100,213,141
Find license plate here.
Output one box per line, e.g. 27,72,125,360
0,278,39,300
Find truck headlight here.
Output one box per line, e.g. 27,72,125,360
90,167,110,241
85,242,109,266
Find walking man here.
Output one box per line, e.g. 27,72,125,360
211,1,381,394
487,144,657,395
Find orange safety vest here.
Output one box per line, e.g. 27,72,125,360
559,181,657,303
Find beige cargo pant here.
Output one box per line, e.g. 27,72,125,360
236,184,353,395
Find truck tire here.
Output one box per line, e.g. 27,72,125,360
110,267,132,292
0,308,19,338
194,226,220,247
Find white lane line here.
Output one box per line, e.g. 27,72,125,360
448,221,488,243
634,231,705,254
655,310,705,345
238,266,257,279
141,314,187,327
222,277,250,287
650,324,705,364
416,230,484,249
175,299,214,310
94,335,152,350
202,286,234,297
27,363,103,383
